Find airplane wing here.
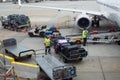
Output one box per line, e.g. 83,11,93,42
18,0,103,17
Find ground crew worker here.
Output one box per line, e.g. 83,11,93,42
82,28,88,46
44,36,51,55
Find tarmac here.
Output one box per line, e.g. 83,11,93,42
0,1,120,80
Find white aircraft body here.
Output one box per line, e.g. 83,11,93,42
97,0,120,26
18,0,120,29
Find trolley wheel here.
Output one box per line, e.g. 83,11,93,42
117,41,120,45
63,57,68,63
5,49,9,53
63,78,72,80
27,55,32,58
39,32,45,37
39,67,43,72
69,78,73,80
28,33,34,37
96,20,100,27
79,58,83,61
3,26,7,29
54,49,58,54
14,57,19,61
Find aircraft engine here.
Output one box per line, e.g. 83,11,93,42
75,14,92,29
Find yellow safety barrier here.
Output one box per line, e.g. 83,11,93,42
0,53,38,68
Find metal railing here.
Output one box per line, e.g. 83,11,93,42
0,58,20,80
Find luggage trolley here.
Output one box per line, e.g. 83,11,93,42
35,54,76,80
3,38,35,61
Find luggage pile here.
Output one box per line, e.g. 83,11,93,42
0,14,31,31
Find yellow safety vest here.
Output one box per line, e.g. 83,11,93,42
82,30,87,38
45,38,51,46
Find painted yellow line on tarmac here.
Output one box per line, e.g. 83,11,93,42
0,53,38,68
12,62,38,68
0,53,14,62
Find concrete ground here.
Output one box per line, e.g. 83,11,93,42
0,1,120,80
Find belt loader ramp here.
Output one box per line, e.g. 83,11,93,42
36,54,76,80
65,30,120,45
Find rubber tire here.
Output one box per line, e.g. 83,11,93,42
5,49,9,53
54,48,58,54
3,26,7,29
63,78,72,80
28,33,34,37
63,57,68,63
117,41,120,45
79,58,83,61
39,32,45,37
96,21,100,27
27,55,32,58
69,78,73,80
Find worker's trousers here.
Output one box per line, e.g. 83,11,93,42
83,38,87,46
45,46,51,54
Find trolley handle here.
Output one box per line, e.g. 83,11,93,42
19,49,36,57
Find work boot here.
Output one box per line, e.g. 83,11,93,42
45,51,47,55
48,51,51,54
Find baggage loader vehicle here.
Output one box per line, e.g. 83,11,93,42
0,14,31,31
54,39,88,63
65,30,120,45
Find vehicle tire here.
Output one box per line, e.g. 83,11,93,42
3,26,7,29
69,78,73,80
39,67,43,72
117,41,120,45
79,58,83,61
27,55,32,58
92,21,94,27
39,32,45,37
63,57,68,63
5,49,9,53
54,47,58,54
28,33,34,37
15,57,19,61
63,78,72,80
96,21,100,27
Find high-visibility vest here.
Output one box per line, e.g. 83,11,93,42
82,30,87,38
44,38,51,46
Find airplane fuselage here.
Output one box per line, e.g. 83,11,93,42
97,0,120,27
